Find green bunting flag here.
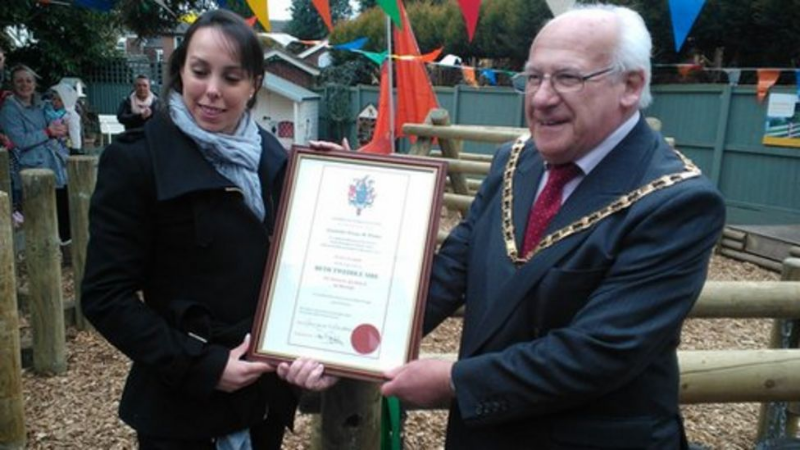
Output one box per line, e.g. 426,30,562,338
377,0,402,28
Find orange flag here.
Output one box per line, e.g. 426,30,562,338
245,0,270,31
359,63,392,155
392,1,439,141
311,0,333,33
757,69,781,103
462,67,478,87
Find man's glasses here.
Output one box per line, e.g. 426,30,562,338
511,66,616,94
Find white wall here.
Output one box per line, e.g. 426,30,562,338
296,100,319,145
254,88,294,149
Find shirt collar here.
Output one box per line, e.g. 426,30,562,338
566,111,641,176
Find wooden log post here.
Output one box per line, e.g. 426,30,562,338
318,380,381,449
757,258,800,444
20,169,66,375
0,149,11,215
428,109,471,196
66,156,98,331
0,192,26,449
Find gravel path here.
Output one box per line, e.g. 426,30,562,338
17,253,783,449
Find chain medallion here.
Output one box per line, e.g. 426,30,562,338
502,135,701,265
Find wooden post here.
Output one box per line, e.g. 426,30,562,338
756,258,800,444
429,109,470,196
21,169,66,375
66,156,98,331
320,380,381,449
0,149,11,214
0,192,26,449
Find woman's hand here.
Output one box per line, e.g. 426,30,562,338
216,334,275,393
47,121,67,138
308,138,351,152
277,358,339,392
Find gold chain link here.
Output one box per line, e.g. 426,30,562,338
502,135,701,265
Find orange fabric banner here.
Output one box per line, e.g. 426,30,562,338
359,63,392,154
311,0,333,33
245,16,257,27
462,67,478,87
757,69,781,103
392,1,439,141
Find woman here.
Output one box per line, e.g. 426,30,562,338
82,10,334,450
0,64,69,239
116,74,160,130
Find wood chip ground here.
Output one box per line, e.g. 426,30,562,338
16,251,783,449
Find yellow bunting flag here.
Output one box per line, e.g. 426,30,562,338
246,0,270,31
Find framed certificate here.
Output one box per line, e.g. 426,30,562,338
249,147,447,381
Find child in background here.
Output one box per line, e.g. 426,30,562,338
44,82,82,156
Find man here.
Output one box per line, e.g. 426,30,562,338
382,4,725,449
117,74,160,130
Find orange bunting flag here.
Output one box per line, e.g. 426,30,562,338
462,67,478,87
392,1,439,141
677,64,700,78
458,0,482,42
393,47,443,63
311,0,333,32
245,16,257,27
757,69,781,103
245,0,270,31
359,63,392,155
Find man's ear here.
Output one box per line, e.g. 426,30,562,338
620,70,645,108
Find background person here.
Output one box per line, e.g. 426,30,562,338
380,5,726,449
116,74,160,130
82,10,334,450
0,64,70,240
45,82,82,155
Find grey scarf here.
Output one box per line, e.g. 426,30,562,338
169,92,265,221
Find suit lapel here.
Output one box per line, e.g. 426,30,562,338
513,141,544,246
463,118,658,356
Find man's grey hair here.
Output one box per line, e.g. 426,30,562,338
551,4,653,109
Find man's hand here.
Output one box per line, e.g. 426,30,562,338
381,359,455,408
141,107,152,119
308,138,351,152
216,334,274,393
277,358,339,391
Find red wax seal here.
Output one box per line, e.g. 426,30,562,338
351,324,381,354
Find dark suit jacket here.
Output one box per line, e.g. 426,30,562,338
425,117,726,449
81,113,297,440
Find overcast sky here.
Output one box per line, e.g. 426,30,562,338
266,0,360,22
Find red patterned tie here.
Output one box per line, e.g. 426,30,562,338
521,163,581,256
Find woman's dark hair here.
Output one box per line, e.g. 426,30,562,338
162,9,264,109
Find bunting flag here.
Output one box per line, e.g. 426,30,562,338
757,69,781,103
677,64,701,78
245,16,258,27
392,0,439,141
723,69,741,86
74,0,116,11
311,0,333,33
377,0,402,29
333,37,368,51
394,47,443,63
482,69,497,86
545,0,575,16
246,0,271,31
669,0,707,52
462,67,478,87
457,0,482,42
180,12,199,24
354,50,388,66
359,63,392,154
796,70,800,99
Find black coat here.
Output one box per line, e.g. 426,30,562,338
81,113,297,439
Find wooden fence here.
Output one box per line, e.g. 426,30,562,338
2,119,800,448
